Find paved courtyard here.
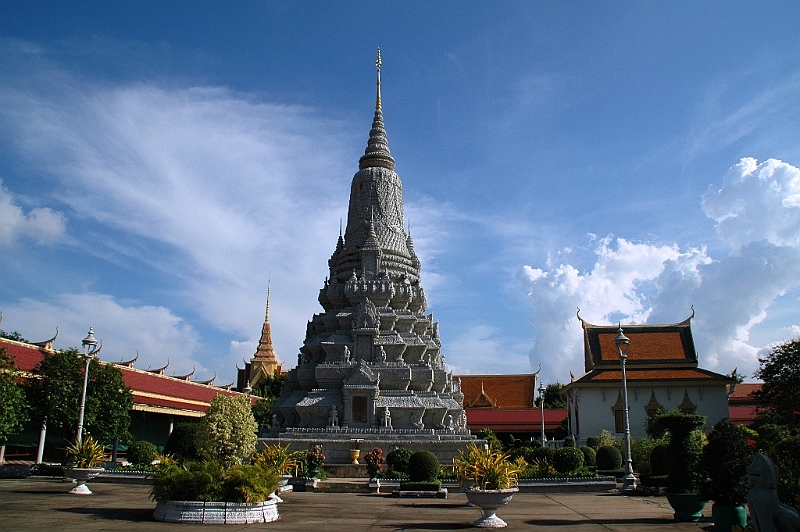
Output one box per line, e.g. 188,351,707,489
0,478,715,531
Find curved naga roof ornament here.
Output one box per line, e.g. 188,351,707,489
576,306,696,328
32,327,59,351
116,350,139,368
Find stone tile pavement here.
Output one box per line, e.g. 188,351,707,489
0,478,715,531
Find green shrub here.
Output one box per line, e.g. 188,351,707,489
629,438,666,475
149,459,280,503
771,434,800,509
596,445,622,470
553,447,584,474
699,419,754,505
475,428,502,450
127,440,158,466
398,480,442,491
580,446,597,468
163,422,200,460
563,436,576,448
386,447,412,475
649,443,669,476
649,410,706,493
586,436,601,450
530,445,555,464
408,450,440,482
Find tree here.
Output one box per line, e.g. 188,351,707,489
535,382,566,409
0,348,29,443
196,394,258,467
0,330,28,343
752,339,800,428
251,371,286,432
25,348,133,444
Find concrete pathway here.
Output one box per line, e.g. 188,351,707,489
0,478,715,531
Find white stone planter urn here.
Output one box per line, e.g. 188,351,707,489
462,488,518,528
68,467,103,495
153,498,280,524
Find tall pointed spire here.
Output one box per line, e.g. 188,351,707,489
359,48,395,171
254,283,277,364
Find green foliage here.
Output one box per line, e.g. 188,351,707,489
150,460,224,502
629,438,667,475
475,428,502,450
0,348,29,443
386,447,412,475
580,446,597,468
408,450,440,482
195,394,258,467
534,382,566,408
398,480,442,491
219,463,281,503
563,435,576,448
598,429,620,450
770,434,800,509
699,419,755,505
127,440,158,466
649,410,706,493
586,436,601,450
251,371,286,432
0,330,28,343
530,445,555,464
163,422,200,460
25,348,132,444
649,443,670,476
755,423,792,453
453,442,524,489
553,447,584,474
596,445,622,471
66,434,106,467
252,443,303,476
753,338,800,428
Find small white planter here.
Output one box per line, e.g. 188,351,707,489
153,498,280,524
68,467,103,495
463,488,518,528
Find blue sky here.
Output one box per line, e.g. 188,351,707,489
1,2,800,386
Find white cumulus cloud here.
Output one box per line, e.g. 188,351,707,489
520,158,800,383
0,178,65,246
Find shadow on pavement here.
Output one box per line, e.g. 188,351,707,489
58,506,155,521
526,517,690,526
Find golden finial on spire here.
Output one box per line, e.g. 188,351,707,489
376,47,382,111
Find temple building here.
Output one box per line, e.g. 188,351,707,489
237,285,283,392
561,310,734,442
265,51,476,463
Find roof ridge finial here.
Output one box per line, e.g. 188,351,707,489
376,47,382,111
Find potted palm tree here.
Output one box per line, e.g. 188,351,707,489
648,410,707,522
253,443,303,489
65,435,105,495
453,443,524,528
699,419,753,531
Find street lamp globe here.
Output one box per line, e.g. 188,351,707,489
538,381,546,444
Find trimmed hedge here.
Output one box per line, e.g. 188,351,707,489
580,446,597,468
553,447,584,474
596,445,622,471
386,447,412,475
408,450,440,482
127,440,158,466
398,480,442,491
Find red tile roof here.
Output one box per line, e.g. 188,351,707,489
598,331,686,362
459,375,536,409
1,337,248,416
579,367,728,382
466,409,567,432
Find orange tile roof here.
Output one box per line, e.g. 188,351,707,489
458,374,536,409
598,331,686,362
727,382,762,402
576,367,729,383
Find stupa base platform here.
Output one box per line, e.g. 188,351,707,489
260,428,480,465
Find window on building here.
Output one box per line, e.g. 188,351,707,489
352,396,368,423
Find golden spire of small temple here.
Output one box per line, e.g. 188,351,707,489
376,47,382,111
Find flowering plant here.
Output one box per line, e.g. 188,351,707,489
364,447,384,478
306,445,325,478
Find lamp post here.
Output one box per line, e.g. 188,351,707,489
538,381,546,445
614,325,637,492
76,326,99,445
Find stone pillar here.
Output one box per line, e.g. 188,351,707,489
0,445,5,464
36,420,47,464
